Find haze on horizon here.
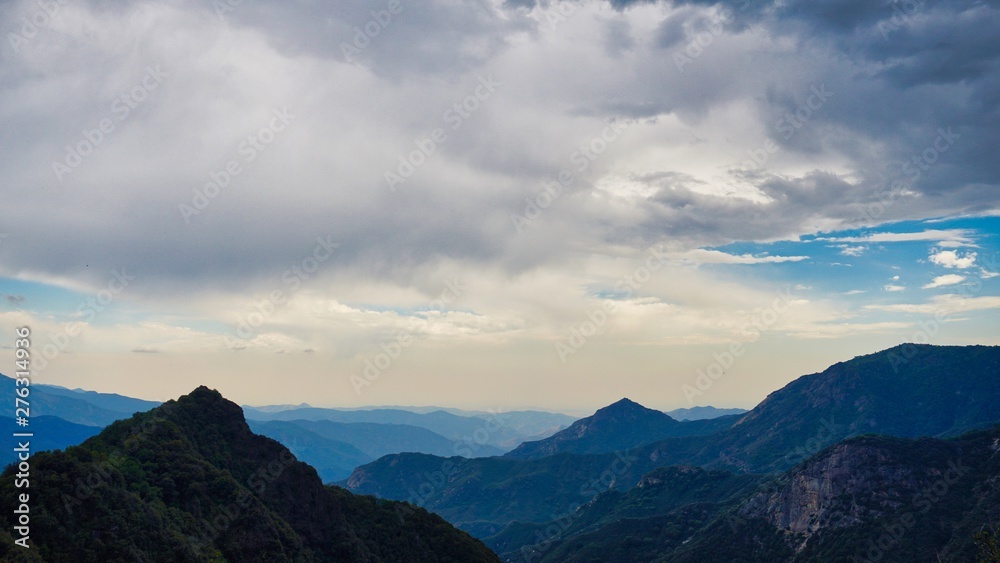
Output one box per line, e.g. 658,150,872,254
1,0,998,413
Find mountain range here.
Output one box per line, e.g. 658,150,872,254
344,344,1000,559
4,343,1000,561
243,405,569,451
0,373,576,482
500,424,1000,562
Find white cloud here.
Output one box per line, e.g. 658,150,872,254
922,274,966,289
929,249,978,269
672,249,809,266
2,0,999,409
866,295,1000,315
783,321,913,339
825,229,977,247
836,245,865,257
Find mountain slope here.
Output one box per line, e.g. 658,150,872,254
0,386,499,562
504,398,738,460
505,424,1000,562
665,425,1000,562
639,343,1000,474
486,465,765,560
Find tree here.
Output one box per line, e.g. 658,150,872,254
976,527,1000,563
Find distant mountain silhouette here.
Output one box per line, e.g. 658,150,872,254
246,420,374,482
34,383,160,415
0,374,144,427
666,406,748,421
1,416,102,466
244,405,544,451
505,398,738,460
248,418,506,482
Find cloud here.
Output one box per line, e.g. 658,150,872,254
929,249,978,269
884,284,906,292
0,0,997,301
1,0,999,408
670,249,809,266
922,274,966,289
867,295,1000,315
825,229,977,247
836,245,865,257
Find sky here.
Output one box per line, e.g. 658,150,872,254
1,0,998,414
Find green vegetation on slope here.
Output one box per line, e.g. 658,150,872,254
0,386,499,562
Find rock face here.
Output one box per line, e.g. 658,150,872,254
666,427,1000,562
0,386,500,563
739,438,952,538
